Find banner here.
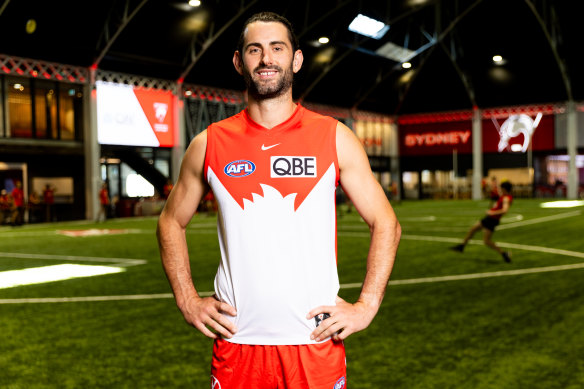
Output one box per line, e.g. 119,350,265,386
482,113,554,153
399,120,472,156
96,82,174,147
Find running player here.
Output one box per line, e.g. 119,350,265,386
157,11,401,389
451,180,513,262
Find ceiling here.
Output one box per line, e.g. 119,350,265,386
1,0,583,116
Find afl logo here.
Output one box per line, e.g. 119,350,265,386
224,160,256,177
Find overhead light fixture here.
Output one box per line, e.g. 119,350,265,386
318,37,330,44
348,14,389,40
492,54,507,65
188,0,201,7
402,62,412,69
376,41,416,62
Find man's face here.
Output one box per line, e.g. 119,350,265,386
234,21,302,100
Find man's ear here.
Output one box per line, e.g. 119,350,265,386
292,50,303,73
233,51,243,75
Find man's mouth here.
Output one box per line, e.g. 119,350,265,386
256,68,279,78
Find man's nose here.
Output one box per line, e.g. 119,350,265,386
260,51,274,66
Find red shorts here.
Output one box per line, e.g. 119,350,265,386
210,339,347,389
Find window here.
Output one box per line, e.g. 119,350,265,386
3,76,83,141
7,78,32,138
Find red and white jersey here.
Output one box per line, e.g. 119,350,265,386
204,105,340,345
489,194,513,220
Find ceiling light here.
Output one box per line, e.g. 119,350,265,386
348,14,389,40
376,41,416,62
402,62,412,69
318,37,330,44
188,0,201,7
492,55,506,65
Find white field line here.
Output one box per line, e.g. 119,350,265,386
0,209,581,304
497,210,582,230
0,252,147,267
2,235,583,304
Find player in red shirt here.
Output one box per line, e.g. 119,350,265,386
11,180,25,226
451,181,513,262
97,183,110,222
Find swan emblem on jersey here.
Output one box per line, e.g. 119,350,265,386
224,160,256,177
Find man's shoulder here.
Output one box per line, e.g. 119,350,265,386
209,110,247,131
301,105,337,121
299,105,339,131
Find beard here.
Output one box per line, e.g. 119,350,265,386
242,59,294,100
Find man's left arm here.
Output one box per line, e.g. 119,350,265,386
308,122,401,342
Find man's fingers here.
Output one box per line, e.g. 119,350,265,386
306,305,332,319
313,320,345,342
218,301,237,317
194,322,219,339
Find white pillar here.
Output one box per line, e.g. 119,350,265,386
390,120,401,201
172,83,186,183
472,107,483,200
567,101,578,199
84,69,100,220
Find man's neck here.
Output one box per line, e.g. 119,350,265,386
246,93,297,129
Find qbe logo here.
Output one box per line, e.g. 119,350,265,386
271,156,317,178
224,160,256,177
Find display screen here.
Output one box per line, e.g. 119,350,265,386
96,81,174,147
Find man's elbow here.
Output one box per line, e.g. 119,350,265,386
391,217,402,244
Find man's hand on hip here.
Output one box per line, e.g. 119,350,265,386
307,295,377,342
180,295,238,339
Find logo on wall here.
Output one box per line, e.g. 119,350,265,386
153,102,168,123
493,112,542,153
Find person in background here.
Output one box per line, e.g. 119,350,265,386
163,179,174,199
97,182,110,222
42,184,55,222
0,189,12,225
10,180,24,226
450,180,513,263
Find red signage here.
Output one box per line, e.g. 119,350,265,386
482,114,555,153
399,121,472,156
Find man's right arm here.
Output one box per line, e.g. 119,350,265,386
156,130,237,339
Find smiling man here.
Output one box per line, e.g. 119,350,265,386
157,11,401,389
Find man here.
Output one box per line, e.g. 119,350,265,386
451,180,513,262
97,182,110,222
157,12,401,388
11,180,24,226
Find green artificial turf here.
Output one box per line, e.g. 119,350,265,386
1,199,583,388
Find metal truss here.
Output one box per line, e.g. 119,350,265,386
182,84,245,104
95,69,176,92
94,0,149,67
179,0,258,81
0,54,89,83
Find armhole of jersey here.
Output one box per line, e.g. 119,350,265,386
203,127,212,183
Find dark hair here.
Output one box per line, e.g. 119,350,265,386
501,181,512,193
236,12,299,54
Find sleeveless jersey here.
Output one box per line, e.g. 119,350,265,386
489,194,513,220
204,105,340,345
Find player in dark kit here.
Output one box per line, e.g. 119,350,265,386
451,181,513,263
